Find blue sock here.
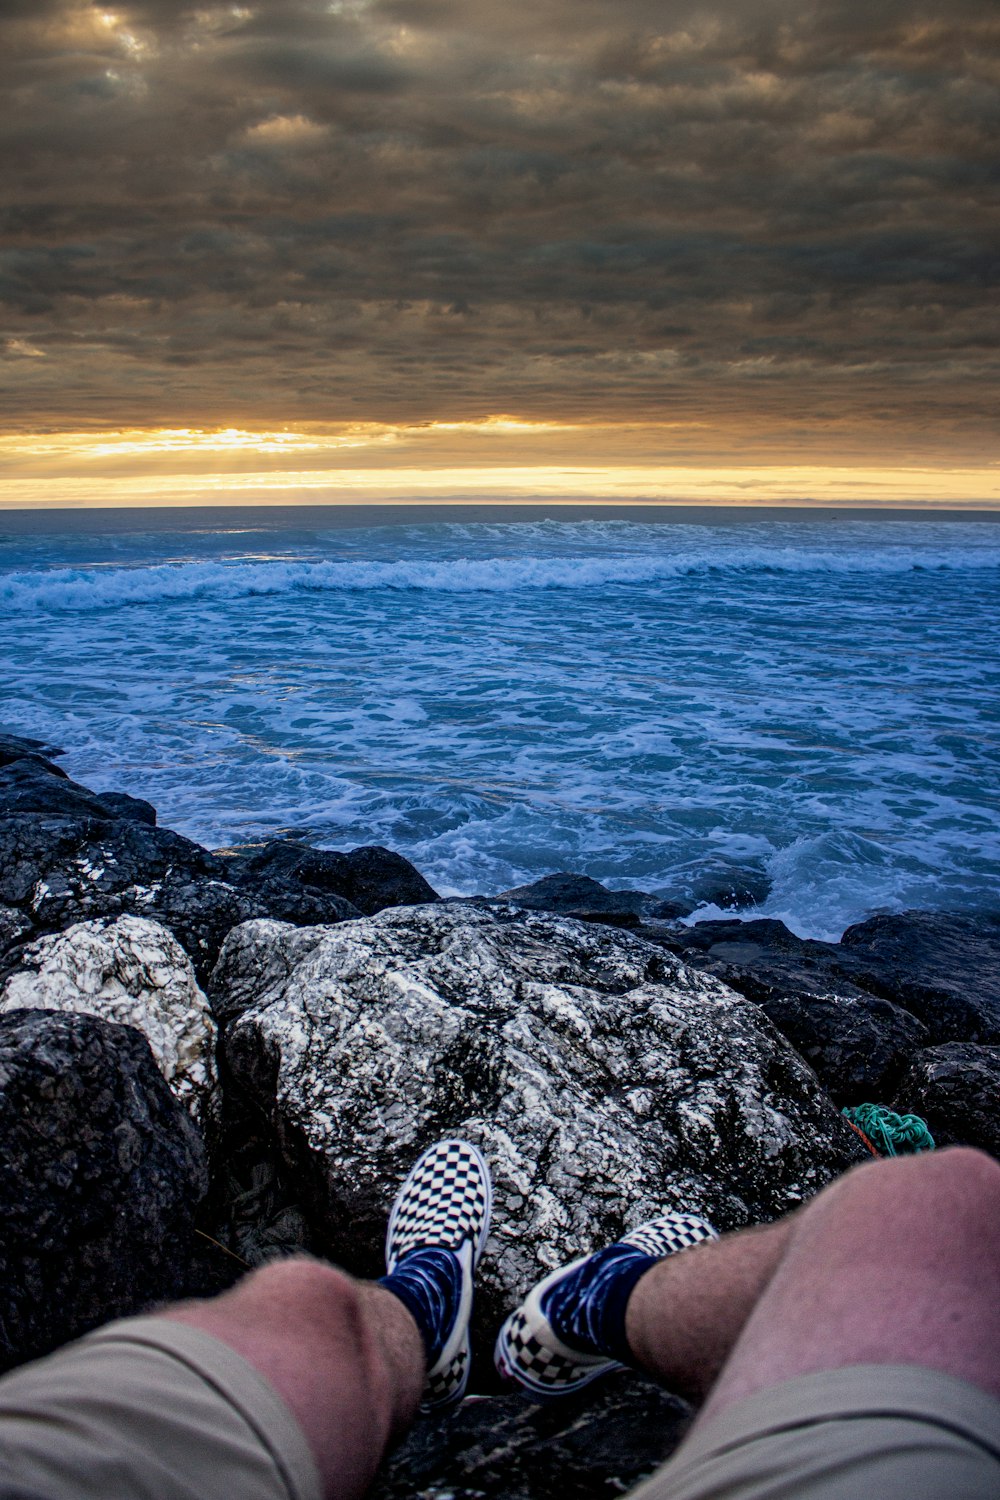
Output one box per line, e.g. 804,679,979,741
542,1243,657,1363
379,1247,462,1365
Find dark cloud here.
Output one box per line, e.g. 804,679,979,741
0,0,997,451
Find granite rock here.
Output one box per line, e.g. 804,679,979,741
0,915,218,1123
216,902,865,1384
0,905,31,960
0,1008,207,1371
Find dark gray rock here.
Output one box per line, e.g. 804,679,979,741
839,912,1000,1044
0,1008,208,1372
0,812,387,985
0,758,113,820
0,737,157,826
0,906,31,960
217,902,865,1388
219,839,438,917
373,1373,692,1500
97,791,158,826
494,873,650,928
0,813,260,982
0,732,65,770
752,988,929,1105
893,1044,1000,1158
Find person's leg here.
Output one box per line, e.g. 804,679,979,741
499,1147,1000,1416
161,1258,424,1500
626,1146,1000,1421
623,1217,791,1402
694,1144,1000,1424
157,1137,492,1500
0,1139,490,1500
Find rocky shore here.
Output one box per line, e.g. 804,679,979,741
1,730,998,1498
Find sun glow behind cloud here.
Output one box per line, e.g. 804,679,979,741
0,421,997,509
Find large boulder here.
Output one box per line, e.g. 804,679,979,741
215,902,865,1376
752,988,929,1105
0,1008,208,1372
0,915,218,1124
893,1044,1000,1159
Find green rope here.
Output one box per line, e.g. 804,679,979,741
842,1103,935,1157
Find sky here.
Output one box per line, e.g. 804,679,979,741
1,0,998,508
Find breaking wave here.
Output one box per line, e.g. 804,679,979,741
6,545,1000,614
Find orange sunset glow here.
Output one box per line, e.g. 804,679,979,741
2,2,998,512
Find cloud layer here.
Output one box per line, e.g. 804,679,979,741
1,0,998,460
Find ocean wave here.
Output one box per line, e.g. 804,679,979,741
4,546,999,613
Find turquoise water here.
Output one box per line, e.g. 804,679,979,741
3,508,999,939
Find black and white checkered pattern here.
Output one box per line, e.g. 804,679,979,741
623,1212,716,1260
494,1209,717,1401
385,1139,492,1271
496,1306,620,1392
385,1138,492,1414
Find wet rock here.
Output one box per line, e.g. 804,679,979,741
0,732,66,770
753,989,929,1105
373,1373,692,1500
0,915,218,1123
494,873,650,928
893,1044,1000,1158
0,1008,207,1372
217,902,865,1382
98,790,157,826
839,912,1000,1044
0,813,262,982
668,856,771,914
219,839,438,917
0,757,114,820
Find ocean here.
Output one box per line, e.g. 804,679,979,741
2,504,998,942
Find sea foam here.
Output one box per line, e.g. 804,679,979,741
5,543,999,615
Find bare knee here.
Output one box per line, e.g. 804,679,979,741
802,1145,1000,1254
237,1257,382,1363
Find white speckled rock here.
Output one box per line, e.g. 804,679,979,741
216,902,864,1340
1,915,217,1122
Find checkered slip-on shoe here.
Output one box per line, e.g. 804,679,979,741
494,1210,716,1401
385,1139,492,1412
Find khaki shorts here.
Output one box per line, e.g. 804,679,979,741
633,1364,1000,1500
0,1317,321,1500
0,1319,998,1500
